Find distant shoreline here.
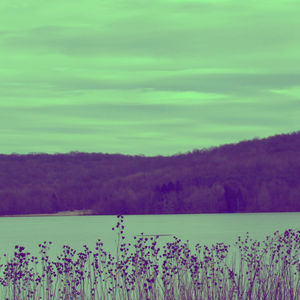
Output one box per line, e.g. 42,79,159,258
0,209,96,217
1,210,298,218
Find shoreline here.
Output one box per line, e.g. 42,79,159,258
0,210,298,218
0,209,96,218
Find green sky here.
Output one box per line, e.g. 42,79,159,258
1,0,299,156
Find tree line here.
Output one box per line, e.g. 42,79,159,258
0,131,300,215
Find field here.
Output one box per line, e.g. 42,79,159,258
0,215,299,300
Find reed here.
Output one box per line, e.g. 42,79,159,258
0,215,299,299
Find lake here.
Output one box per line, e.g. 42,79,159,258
0,212,299,260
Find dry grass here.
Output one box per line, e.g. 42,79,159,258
0,215,299,299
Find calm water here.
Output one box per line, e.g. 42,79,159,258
0,212,299,259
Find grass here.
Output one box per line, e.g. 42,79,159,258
0,215,299,300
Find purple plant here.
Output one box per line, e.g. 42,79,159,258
0,216,299,300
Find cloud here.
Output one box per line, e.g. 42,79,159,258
1,0,299,61
0,0,300,155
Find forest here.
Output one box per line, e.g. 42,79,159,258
0,131,300,215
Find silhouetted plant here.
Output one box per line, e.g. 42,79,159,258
0,215,299,299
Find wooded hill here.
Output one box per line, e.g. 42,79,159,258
1,131,300,215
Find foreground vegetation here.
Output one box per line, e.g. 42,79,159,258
0,215,299,300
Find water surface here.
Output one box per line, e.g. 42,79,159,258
0,212,299,259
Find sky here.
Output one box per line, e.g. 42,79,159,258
0,0,299,156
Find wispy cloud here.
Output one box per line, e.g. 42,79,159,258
0,0,299,155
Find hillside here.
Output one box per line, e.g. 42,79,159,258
0,131,300,215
